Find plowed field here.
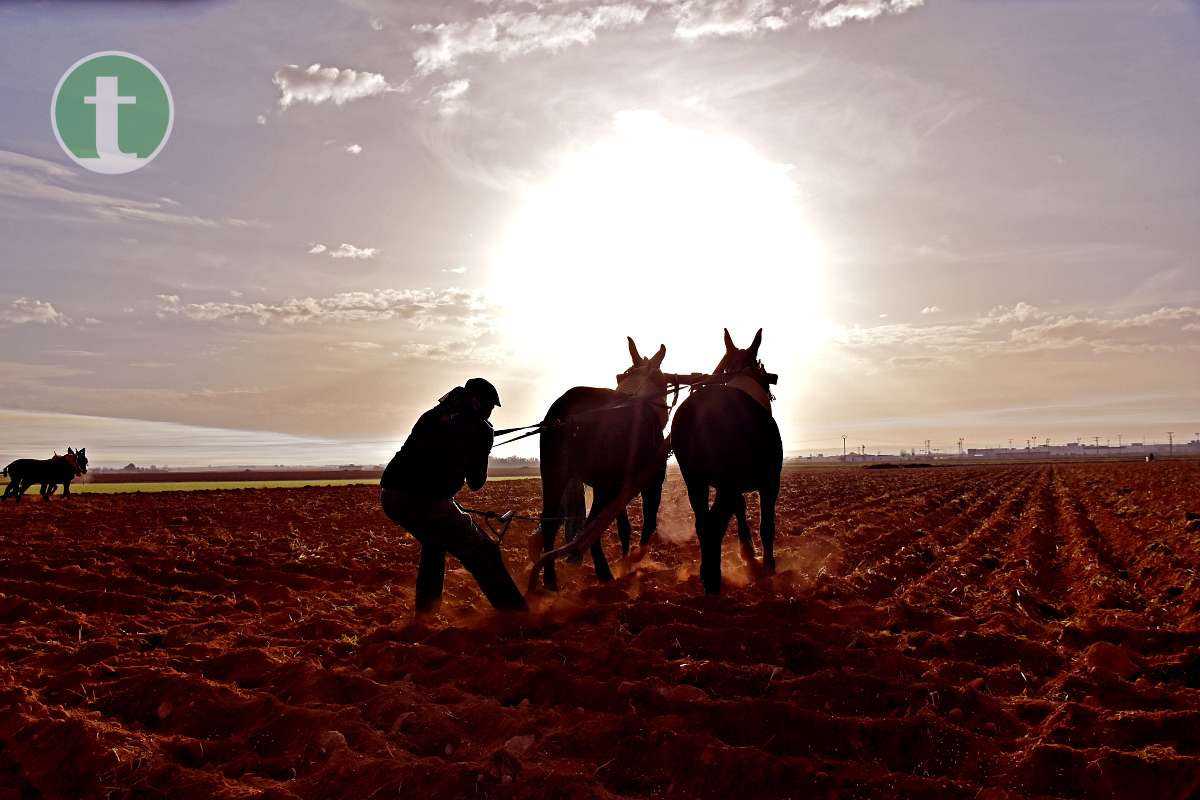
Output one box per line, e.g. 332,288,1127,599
3,461,1200,799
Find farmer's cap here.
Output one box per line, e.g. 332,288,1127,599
464,377,501,408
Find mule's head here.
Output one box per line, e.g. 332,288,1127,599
616,337,668,400
56,451,82,476
68,447,88,475
714,328,765,375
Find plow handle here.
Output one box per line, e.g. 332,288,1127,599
526,434,672,593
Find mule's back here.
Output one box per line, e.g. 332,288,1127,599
672,386,782,492
542,386,665,492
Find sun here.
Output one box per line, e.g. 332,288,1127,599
490,110,827,395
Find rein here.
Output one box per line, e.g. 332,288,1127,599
490,375,697,449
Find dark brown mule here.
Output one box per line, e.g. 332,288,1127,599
537,338,670,590
671,329,782,594
2,448,88,503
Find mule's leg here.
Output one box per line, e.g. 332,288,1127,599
733,493,756,562
700,489,739,595
638,464,666,547
759,483,779,574
63,481,71,498
616,511,633,555
587,486,617,582
540,475,566,592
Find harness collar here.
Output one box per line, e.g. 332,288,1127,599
709,363,776,410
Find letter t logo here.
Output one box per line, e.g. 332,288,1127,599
84,76,136,158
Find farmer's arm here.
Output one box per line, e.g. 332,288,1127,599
465,422,493,491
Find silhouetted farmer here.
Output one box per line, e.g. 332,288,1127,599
380,378,527,614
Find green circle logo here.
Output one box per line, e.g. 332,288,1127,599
51,51,173,175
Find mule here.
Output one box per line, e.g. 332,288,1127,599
2,448,87,503
671,329,782,595
538,338,670,590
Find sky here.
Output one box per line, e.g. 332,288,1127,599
1,0,1198,466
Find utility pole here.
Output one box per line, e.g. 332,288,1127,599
1167,431,1174,456
1008,438,1013,450
842,435,847,462
957,437,964,456
1118,434,1122,449
924,439,931,457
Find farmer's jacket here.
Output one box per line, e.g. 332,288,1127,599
381,397,493,499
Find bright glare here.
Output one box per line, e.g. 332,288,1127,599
490,110,828,396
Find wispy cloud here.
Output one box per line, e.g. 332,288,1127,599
413,4,650,75
273,63,398,108
156,288,490,327
307,242,378,259
672,0,794,40
344,144,363,155
0,297,69,327
806,0,925,30
430,79,471,117
0,150,224,227
839,303,1200,362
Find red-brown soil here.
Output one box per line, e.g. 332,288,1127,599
3,461,1200,799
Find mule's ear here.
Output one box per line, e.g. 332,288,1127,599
651,344,666,367
68,447,75,455
627,336,642,364
749,328,763,358
79,448,85,456
723,328,735,352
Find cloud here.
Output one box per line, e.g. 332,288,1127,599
806,0,925,29
394,333,506,364
0,150,224,227
329,242,378,260
0,297,69,327
336,341,383,351
413,4,650,75
920,305,940,315
442,266,468,274
273,64,397,108
256,114,267,126
431,79,471,117
156,288,491,327
672,0,794,40
307,242,378,259
838,303,1200,361
344,144,363,155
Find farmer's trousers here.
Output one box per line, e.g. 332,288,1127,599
380,488,527,612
